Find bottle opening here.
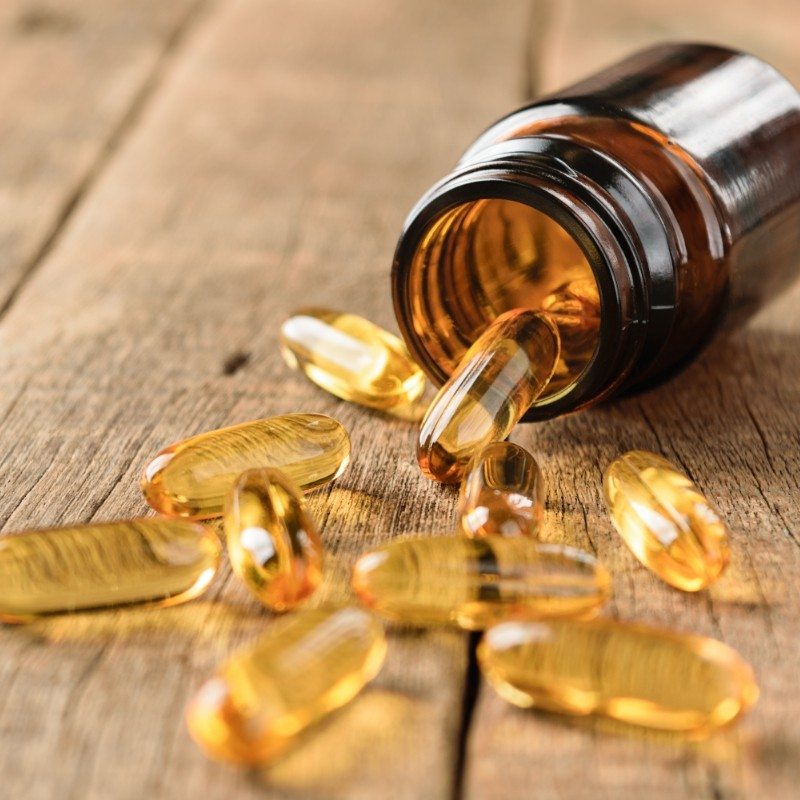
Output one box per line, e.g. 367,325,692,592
404,198,601,403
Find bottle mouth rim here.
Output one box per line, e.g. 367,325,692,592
391,144,659,420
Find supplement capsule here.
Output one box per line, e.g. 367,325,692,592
0,518,220,622
141,413,350,519
280,308,426,412
459,441,544,538
541,277,601,394
417,310,559,483
603,450,730,591
478,618,758,735
224,467,323,611
186,606,387,764
351,535,610,630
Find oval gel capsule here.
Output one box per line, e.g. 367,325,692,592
186,606,387,764
351,535,610,630
478,617,758,735
0,518,220,622
280,308,426,412
224,467,323,611
603,450,730,591
541,277,601,394
459,441,544,538
417,310,560,484
141,413,350,519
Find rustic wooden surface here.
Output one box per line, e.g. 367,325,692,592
0,1,798,798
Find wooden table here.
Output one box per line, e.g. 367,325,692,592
1,2,798,798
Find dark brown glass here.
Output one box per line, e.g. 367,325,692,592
392,43,800,420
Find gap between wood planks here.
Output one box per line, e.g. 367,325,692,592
0,0,215,323
450,3,554,796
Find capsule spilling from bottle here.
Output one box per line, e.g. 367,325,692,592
351,535,610,630
603,450,731,591
224,467,323,611
478,617,758,735
186,606,387,764
0,518,221,622
141,413,351,519
459,441,544,538
280,307,426,413
417,310,560,484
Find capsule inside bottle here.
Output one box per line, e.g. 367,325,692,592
541,277,601,395
397,199,601,409
141,413,350,519
459,441,544,538
478,617,758,735
0,518,221,623
224,467,323,611
351,535,610,630
186,606,387,764
417,310,560,483
603,450,731,591
280,307,426,412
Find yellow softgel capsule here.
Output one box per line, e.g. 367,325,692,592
0,518,220,623
459,441,544,538
603,450,731,591
224,467,323,611
478,617,758,736
186,606,387,764
351,535,610,630
141,413,350,520
417,310,559,483
541,277,601,394
280,307,426,412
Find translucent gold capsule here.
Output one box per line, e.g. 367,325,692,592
0,518,220,622
603,450,731,591
417,310,559,483
224,467,323,611
351,535,610,630
541,277,601,394
459,441,544,538
280,307,426,412
141,413,350,520
542,277,600,354
478,618,758,736
186,606,387,764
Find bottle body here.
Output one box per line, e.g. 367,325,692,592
392,44,800,420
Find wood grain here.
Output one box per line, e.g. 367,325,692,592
536,0,800,93
2,0,799,798
0,0,203,314
464,3,800,799
0,1,530,798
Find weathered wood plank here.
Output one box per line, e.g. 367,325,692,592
0,1,531,798
538,0,800,93
464,2,800,799
0,0,204,315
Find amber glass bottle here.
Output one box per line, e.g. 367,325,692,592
392,44,800,421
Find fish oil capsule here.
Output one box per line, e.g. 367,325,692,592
459,441,544,538
603,450,730,591
352,535,610,630
142,413,350,520
280,308,426,412
224,467,323,611
0,518,220,622
417,310,559,483
541,277,601,394
478,618,758,735
186,606,387,764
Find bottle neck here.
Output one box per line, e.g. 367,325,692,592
392,135,677,420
